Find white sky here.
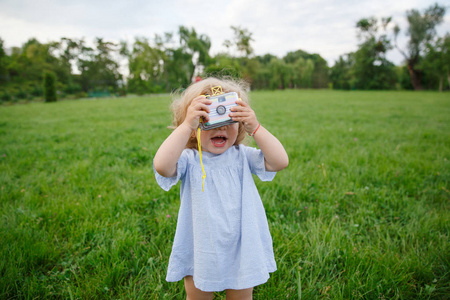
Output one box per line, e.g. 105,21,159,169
0,0,449,66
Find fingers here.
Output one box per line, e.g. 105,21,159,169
229,100,258,134
229,111,251,118
231,99,248,109
188,96,211,116
191,102,210,114
183,96,212,130
191,96,212,112
229,103,254,118
229,110,257,126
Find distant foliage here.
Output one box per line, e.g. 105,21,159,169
43,71,57,102
0,4,448,101
330,5,448,91
393,3,446,90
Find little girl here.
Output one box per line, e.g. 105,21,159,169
153,77,288,299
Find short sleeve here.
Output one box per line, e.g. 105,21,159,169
153,150,188,191
242,145,276,182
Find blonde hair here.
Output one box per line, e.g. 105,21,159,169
170,77,250,149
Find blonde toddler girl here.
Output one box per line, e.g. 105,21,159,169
153,77,288,300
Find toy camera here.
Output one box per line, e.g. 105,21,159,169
200,92,239,130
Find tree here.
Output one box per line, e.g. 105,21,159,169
330,53,355,90
178,26,211,81
14,39,57,83
0,38,9,84
224,26,254,57
204,53,242,79
284,50,328,88
127,37,167,94
420,34,450,91
77,38,121,93
394,3,446,90
252,54,278,89
52,37,81,90
267,57,290,89
164,47,194,90
353,17,397,89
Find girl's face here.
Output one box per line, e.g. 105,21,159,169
199,123,239,154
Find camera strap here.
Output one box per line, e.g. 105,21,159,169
197,127,206,192
196,86,223,193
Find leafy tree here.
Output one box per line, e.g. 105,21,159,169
51,37,81,89
310,54,329,88
178,26,211,81
13,39,58,83
267,58,290,90
240,57,260,85
284,50,328,88
224,26,254,57
420,34,450,91
250,55,276,89
0,39,6,78
0,38,10,84
394,3,446,90
164,47,194,90
353,17,397,89
127,37,166,94
204,53,242,79
162,32,197,90
257,54,278,65
77,38,121,93
330,53,355,90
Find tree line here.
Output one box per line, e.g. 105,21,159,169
0,3,447,102
331,3,448,91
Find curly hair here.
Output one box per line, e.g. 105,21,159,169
170,77,251,149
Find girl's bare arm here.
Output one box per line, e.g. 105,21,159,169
153,123,193,177
252,125,289,172
230,101,288,172
153,96,211,177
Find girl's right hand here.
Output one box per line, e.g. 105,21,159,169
182,95,212,131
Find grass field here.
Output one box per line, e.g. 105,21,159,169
0,90,449,299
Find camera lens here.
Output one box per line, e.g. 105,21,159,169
216,105,226,115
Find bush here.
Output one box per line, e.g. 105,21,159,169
64,83,82,95
76,92,88,99
43,71,57,102
0,90,11,101
16,88,27,99
31,85,43,97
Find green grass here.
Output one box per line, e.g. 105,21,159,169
0,90,449,299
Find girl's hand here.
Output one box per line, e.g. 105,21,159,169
229,100,259,135
182,95,212,131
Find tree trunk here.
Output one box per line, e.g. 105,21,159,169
447,72,450,87
439,75,443,92
407,59,423,90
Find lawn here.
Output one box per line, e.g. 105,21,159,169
0,90,449,299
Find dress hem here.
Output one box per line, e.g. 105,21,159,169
166,267,277,292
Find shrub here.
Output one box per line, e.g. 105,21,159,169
43,71,57,102
16,88,27,99
0,90,11,101
31,85,43,97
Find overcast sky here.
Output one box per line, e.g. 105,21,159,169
1,0,449,66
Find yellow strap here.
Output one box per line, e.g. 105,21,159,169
197,127,206,192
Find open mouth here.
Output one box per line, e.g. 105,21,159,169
211,135,227,147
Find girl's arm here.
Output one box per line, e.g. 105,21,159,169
230,101,289,172
252,125,289,172
153,96,211,177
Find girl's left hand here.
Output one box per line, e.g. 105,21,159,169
229,100,259,135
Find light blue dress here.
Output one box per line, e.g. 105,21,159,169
154,144,277,292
